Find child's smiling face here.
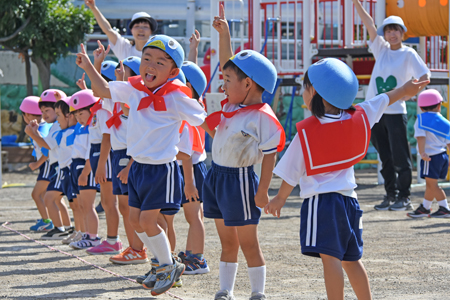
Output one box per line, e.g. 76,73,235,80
140,47,180,91
55,107,69,129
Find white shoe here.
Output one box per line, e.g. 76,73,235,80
62,231,81,245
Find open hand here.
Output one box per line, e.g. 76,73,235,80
95,166,107,184
264,195,287,218
184,182,199,202
402,78,430,98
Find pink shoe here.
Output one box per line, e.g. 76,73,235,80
86,240,122,255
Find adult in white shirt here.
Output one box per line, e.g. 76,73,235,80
353,0,430,211
85,0,157,60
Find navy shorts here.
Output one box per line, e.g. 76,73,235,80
89,143,112,182
128,161,182,211
59,167,74,200
46,164,63,194
420,152,449,180
300,193,363,261
111,149,130,195
180,161,208,205
71,158,99,195
37,160,54,182
203,161,260,226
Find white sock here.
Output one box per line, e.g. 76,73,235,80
248,265,266,294
135,231,155,255
57,226,65,231
147,232,173,265
438,199,449,209
219,261,238,293
422,199,433,210
106,236,119,245
65,225,72,230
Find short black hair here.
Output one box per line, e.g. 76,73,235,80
303,71,354,118
74,103,94,114
384,24,404,34
420,103,440,111
54,100,70,115
223,60,265,93
38,102,55,110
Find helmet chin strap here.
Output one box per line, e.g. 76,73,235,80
241,86,252,105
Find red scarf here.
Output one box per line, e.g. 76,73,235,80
205,99,286,152
128,76,192,111
106,103,124,129
87,99,103,125
179,121,206,153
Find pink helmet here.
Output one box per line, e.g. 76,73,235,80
20,96,42,115
418,89,443,107
69,89,99,112
59,96,72,105
39,89,67,103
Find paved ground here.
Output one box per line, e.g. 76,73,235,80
1,168,449,299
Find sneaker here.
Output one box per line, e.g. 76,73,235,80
429,206,450,218
62,231,82,245
95,202,104,214
215,290,236,300
30,219,54,231
65,226,75,234
177,251,188,263
407,204,430,218
109,247,149,264
374,195,396,211
142,258,159,288
249,292,266,300
183,256,210,275
86,240,122,255
173,278,183,287
70,235,101,249
151,260,185,296
41,228,69,240
389,197,414,211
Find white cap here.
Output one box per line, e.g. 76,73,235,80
377,16,407,36
129,12,158,32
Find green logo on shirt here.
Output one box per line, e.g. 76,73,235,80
376,75,397,95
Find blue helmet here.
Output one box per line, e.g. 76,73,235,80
101,61,118,81
181,61,207,97
307,58,358,109
169,68,186,84
229,50,277,93
143,35,184,68
122,56,141,76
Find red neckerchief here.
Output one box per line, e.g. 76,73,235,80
179,121,206,153
106,103,124,129
205,99,286,152
87,99,103,125
296,106,371,176
128,76,192,111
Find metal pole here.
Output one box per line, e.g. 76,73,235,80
210,0,220,92
375,0,385,28
303,0,311,70
253,0,261,51
186,0,196,58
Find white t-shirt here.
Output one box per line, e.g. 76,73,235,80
109,81,207,164
274,94,389,199
88,104,112,145
53,126,76,169
177,123,207,166
102,100,128,151
212,103,283,168
414,112,450,156
367,36,430,114
72,125,90,160
44,121,61,165
109,32,142,61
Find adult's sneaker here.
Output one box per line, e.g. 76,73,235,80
70,235,101,249
429,206,450,218
151,259,185,296
389,197,414,211
249,292,266,300
184,256,210,275
30,219,54,231
86,240,122,255
109,247,148,264
407,204,430,218
62,231,82,245
41,228,69,240
214,290,236,300
374,195,396,211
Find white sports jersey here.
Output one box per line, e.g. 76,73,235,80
88,103,112,145
71,125,90,160
109,32,142,61
367,35,430,114
414,112,450,156
109,81,207,164
53,126,76,168
44,121,61,165
274,94,389,199
212,103,283,168
102,100,128,151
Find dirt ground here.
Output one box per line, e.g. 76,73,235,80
1,168,449,300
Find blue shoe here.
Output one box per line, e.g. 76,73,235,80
30,219,54,231
95,202,104,214
183,256,210,275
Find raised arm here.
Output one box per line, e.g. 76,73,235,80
84,0,118,45
386,78,430,106
351,0,378,43
93,40,111,73
188,30,201,64
212,4,233,69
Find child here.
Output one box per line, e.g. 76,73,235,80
352,0,430,210
204,6,285,299
20,96,53,231
265,58,429,300
75,35,206,296
407,89,450,218
69,89,104,249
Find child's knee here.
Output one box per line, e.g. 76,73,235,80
118,201,129,216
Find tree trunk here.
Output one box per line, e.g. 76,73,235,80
17,51,33,142
32,56,51,92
